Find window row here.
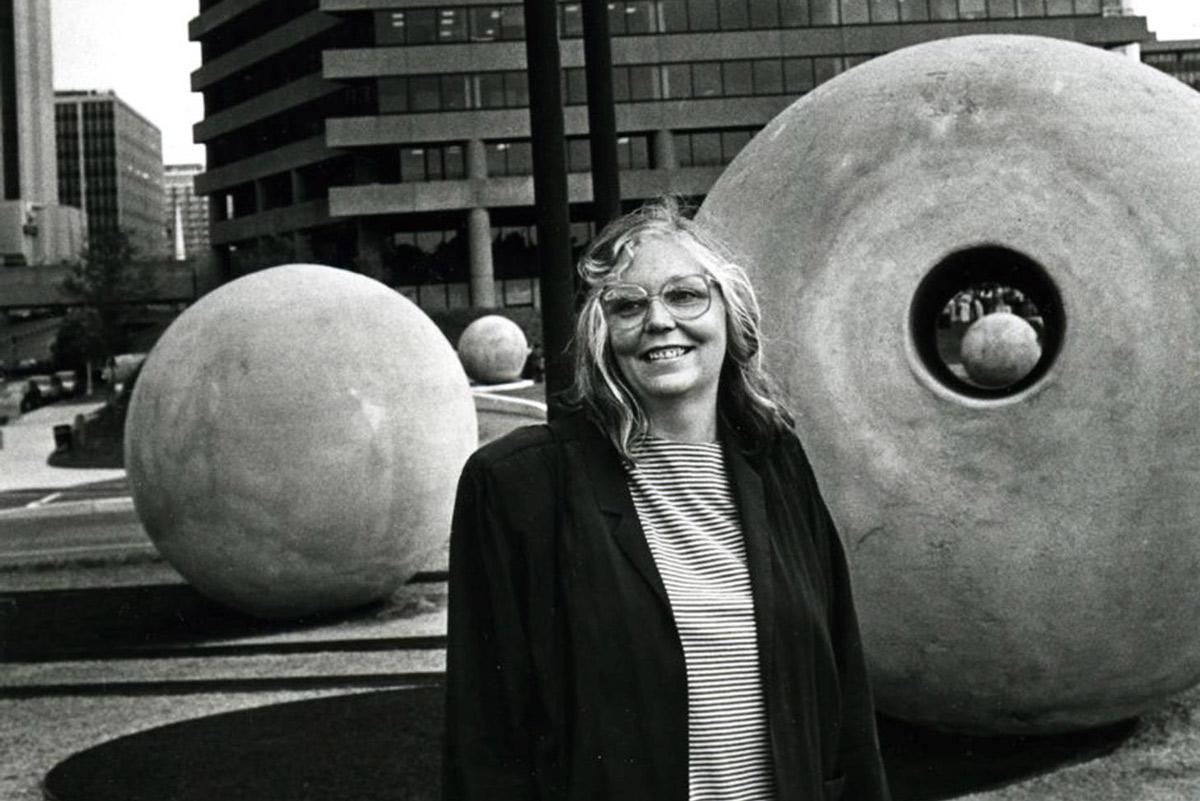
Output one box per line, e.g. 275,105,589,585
376,55,862,113
373,0,1103,45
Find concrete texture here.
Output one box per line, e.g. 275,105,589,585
456,314,531,384
124,265,478,619
699,35,1200,733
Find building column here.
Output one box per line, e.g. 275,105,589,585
355,219,385,281
292,230,313,262
290,169,305,204
468,207,496,308
653,129,677,170
466,139,489,180
253,179,267,214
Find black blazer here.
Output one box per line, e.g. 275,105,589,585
443,412,890,801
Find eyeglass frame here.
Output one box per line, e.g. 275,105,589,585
597,273,721,330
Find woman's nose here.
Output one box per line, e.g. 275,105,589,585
643,297,676,331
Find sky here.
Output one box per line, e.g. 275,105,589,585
48,1,1200,170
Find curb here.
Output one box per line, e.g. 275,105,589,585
0,496,134,522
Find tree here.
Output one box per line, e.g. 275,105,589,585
56,229,153,374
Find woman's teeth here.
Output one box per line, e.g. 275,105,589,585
646,347,687,361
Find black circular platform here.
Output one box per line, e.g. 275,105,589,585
43,682,1135,801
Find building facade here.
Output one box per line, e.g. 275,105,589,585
190,0,1149,309
55,90,168,259
164,163,211,261
0,0,85,266
1142,39,1200,91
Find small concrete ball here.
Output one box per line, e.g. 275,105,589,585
124,264,478,619
960,312,1042,388
457,315,530,384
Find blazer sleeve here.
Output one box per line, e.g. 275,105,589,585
442,446,547,801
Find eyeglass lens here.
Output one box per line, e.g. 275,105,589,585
601,275,712,325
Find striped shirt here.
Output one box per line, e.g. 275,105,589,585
625,437,775,801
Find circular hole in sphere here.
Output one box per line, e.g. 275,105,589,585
910,246,1063,398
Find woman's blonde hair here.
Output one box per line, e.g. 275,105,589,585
567,197,792,458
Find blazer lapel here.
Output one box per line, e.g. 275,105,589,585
578,430,674,613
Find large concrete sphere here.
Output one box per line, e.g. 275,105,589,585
125,265,477,619
960,312,1042,388
457,314,530,384
699,36,1200,733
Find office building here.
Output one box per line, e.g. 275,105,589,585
165,163,210,261
1142,39,1200,91
55,90,168,259
0,0,85,266
190,0,1149,309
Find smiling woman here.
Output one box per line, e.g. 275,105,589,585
442,198,892,801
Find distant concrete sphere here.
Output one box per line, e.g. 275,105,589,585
960,312,1042,388
125,264,477,619
458,315,530,384
699,36,1200,732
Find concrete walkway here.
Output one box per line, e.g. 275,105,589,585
0,401,126,493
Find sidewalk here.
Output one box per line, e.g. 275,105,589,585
0,401,126,494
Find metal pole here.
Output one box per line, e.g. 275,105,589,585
523,0,575,418
582,0,621,230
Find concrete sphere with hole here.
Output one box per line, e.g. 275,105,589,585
960,312,1042,388
457,314,530,384
125,264,477,619
699,36,1200,733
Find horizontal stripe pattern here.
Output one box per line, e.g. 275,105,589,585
626,438,774,801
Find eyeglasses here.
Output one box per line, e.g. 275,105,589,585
599,274,717,329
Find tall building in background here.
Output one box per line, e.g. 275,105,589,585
164,163,210,261
55,90,168,259
1142,40,1200,91
189,0,1149,310
0,0,84,265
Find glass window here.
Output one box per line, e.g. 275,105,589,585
617,135,650,169
629,65,660,100
693,62,722,96
870,0,899,20
613,66,631,102
486,142,509,175
376,11,407,45
426,148,445,180
478,73,506,108
811,0,838,22
988,0,1016,15
674,133,694,165
378,77,408,112
813,56,841,85
721,129,753,160
1016,0,1043,14
749,0,781,26
1045,0,1073,14
690,0,720,30
401,147,426,181
565,67,588,104
470,6,500,40
928,0,957,18
898,0,930,20
663,63,693,98
439,8,468,41
561,3,583,35
567,138,591,172
508,141,533,174
719,0,750,28
753,59,783,94
407,8,438,43
627,0,657,32
780,0,810,25
691,132,722,166
784,57,815,92
500,5,526,38
723,61,753,95
840,0,869,23
959,0,987,17
410,75,440,111
662,0,689,29
442,75,469,110
445,144,465,179
505,71,529,106
604,1,624,34
1075,0,1100,12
